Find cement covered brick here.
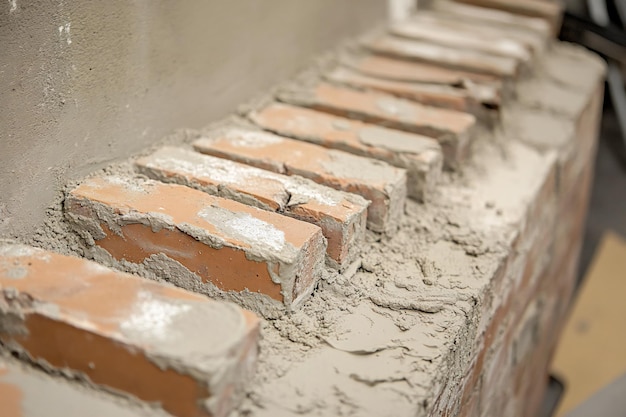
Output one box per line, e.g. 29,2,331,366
65,176,326,314
193,128,407,233
277,82,476,167
0,245,260,417
248,103,443,199
325,66,494,116
0,358,172,417
390,18,532,62
136,147,368,270
452,0,563,33
362,35,520,78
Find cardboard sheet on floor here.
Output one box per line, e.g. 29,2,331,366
551,231,626,416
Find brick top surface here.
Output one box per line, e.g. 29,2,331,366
281,82,476,137
343,53,500,85
0,244,258,374
194,128,407,190
250,102,441,159
136,146,368,220
364,35,519,77
69,176,321,254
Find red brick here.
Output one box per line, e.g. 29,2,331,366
343,51,501,86
135,147,368,270
325,66,495,116
248,102,443,198
390,17,532,62
0,244,260,417
453,0,563,33
362,35,520,78
65,176,326,313
432,0,552,37
278,82,476,166
0,358,175,417
192,127,407,233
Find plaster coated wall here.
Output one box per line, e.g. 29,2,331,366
0,0,385,237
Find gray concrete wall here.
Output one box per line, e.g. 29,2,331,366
0,0,385,237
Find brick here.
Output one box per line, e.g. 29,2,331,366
0,357,173,417
0,244,260,417
248,102,444,198
424,7,549,54
453,0,563,33
65,176,326,313
192,127,407,233
432,0,552,37
325,66,497,117
343,51,501,85
341,52,504,103
390,18,532,62
135,147,368,270
277,82,476,167
362,35,520,78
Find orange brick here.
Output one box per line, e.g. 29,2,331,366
0,358,173,417
341,52,504,103
343,51,501,85
192,127,407,233
0,244,260,417
325,66,497,116
136,147,368,270
277,82,476,166
362,35,520,78
248,102,444,198
453,0,563,33
65,176,326,313
433,0,552,37
390,18,532,62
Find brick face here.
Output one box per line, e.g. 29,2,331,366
362,35,519,77
65,176,326,312
278,82,476,167
325,66,492,115
0,245,260,417
193,127,407,232
248,102,443,199
136,146,368,270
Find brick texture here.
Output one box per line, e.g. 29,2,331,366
136,146,368,270
390,18,531,61
453,0,563,33
432,0,552,37
325,66,494,116
417,9,548,54
0,244,260,417
362,35,520,78
193,127,407,233
65,176,326,313
248,102,443,199
278,82,476,167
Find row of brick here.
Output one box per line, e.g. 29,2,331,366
1,2,562,416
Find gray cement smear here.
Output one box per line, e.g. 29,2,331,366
5,38,603,417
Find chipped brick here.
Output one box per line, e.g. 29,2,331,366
65,176,326,314
277,82,476,167
248,102,443,198
192,127,407,233
136,147,368,270
0,245,260,417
